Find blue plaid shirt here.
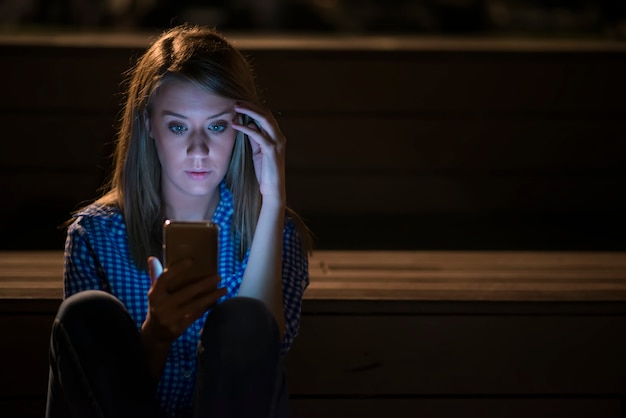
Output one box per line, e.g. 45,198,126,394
64,181,309,418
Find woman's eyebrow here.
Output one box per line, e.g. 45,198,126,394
161,109,233,119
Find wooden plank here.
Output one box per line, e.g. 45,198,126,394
281,117,626,172
290,398,621,418
286,315,626,396
2,41,625,114
2,395,621,418
303,284,626,301
308,251,626,301
0,114,115,170
3,312,626,397
252,51,626,114
2,115,623,172
309,250,626,269
2,251,626,302
3,312,626,403
0,173,103,202
286,173,626,214
3,33,626,52
4,172,626,218
0,251,64,267
0,399,46,418
0,252,64,299
2,171,625,218
0,315,54,397
1,47,130,111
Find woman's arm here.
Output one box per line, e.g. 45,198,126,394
232,101,288,338
277,218,309,354
238,198,286,338
64,220,109,297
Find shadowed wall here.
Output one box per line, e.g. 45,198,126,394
1,34,625,251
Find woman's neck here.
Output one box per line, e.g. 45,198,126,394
164,191,220,221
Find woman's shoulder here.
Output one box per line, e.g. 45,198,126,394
69,202,125,235
76,202,121,218
284,210,313,255
284,209,309,238
74,201,122,221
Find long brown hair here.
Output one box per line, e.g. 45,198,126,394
95,25,310,270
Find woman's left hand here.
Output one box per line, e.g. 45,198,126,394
232,102,286,203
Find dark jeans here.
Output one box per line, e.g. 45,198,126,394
45,290,290,418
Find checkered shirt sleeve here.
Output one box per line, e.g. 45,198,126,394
280,218,309,353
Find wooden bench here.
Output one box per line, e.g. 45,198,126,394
2,250,626,418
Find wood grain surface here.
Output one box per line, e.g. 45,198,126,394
2,250,625,301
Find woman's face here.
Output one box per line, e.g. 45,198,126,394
147,79,237,207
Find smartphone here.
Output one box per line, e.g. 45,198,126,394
163,220,218,292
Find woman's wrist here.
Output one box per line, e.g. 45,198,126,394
141,316,174,348
260,194,286,211
141,319,172,379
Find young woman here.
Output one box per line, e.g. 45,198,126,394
45,24,310,418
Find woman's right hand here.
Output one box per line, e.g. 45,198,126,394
142,256,226,346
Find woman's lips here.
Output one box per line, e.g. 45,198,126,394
186,170,210,180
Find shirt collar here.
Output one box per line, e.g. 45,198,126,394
211,180,234,228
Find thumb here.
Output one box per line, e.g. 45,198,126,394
147,256,163,286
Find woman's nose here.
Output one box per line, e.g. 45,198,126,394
187,132,209,157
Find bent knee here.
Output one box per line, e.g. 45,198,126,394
206,297,277,333
54,290,131,340
201,297,280,355
57,290,122,321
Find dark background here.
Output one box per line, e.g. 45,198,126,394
2,0,626,37
1,5,626,417
1,0,625,252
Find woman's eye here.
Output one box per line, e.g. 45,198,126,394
208,122,227,133
168,124,187,135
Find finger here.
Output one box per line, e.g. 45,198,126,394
153,258,193,295
168,286,228,332
181,287,228,321
146,277,223,337
171,274,223,309
234,101,269,121
231,122,271,148
147,256,163,287
232,119,285,156
233,103,279,140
